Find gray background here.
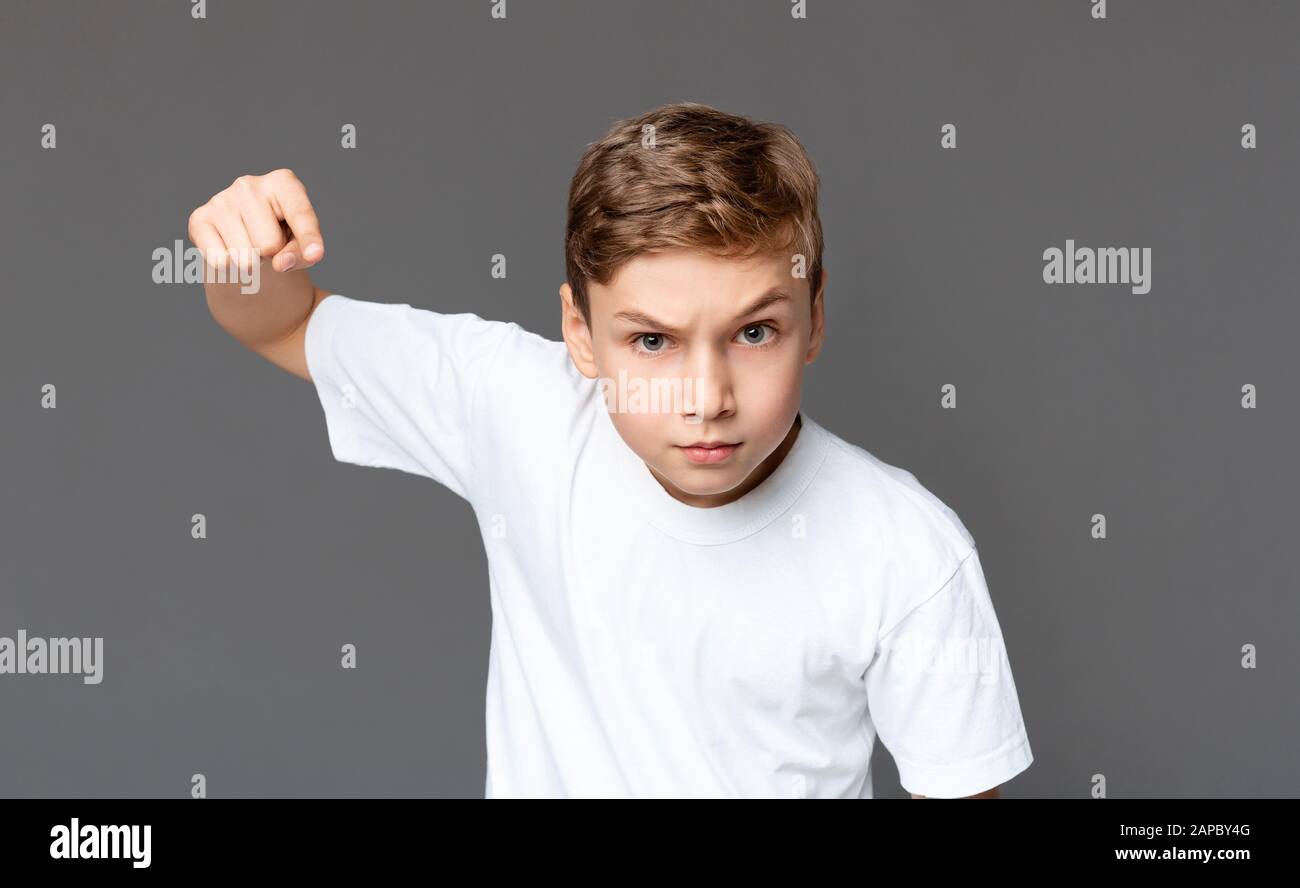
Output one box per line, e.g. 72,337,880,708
1,0,1296,798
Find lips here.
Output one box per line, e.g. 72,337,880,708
677,441,741,464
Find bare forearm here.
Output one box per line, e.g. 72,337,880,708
204,264,316,348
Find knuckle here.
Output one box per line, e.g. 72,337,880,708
271,169,302,193
252,235,283,255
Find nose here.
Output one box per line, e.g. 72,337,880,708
681,346,734,425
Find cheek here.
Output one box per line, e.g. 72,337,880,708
738,348,804,394
594,344,670,387
588,340,619,376
609,412,662,459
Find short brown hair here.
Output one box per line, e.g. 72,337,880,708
565,101,824,328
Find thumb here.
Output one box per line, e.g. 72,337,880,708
271,237,324,273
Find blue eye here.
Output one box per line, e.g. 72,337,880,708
737,324,778,347
632,333,669,354
630,324,779,357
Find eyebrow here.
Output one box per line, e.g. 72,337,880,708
611,288,793,335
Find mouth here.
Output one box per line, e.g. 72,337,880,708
676,442,741,464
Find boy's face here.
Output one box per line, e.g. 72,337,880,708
561,247,826,508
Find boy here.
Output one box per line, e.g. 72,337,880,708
190,102,1033,798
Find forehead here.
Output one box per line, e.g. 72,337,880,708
591,248,799,316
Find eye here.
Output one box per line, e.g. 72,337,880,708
736,323,778,348
630,324,779,357
631,332,672,356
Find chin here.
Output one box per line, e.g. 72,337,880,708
668,465,743,494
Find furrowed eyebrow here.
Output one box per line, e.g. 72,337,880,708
611,288,793,335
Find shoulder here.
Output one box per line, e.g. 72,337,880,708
816,425,975,556
811,422,977,602
306,292,518,375
475,322,595,421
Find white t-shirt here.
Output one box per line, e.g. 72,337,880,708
304,292,1034,798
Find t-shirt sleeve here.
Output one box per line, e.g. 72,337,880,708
863,546,1034,798
303,292,514,502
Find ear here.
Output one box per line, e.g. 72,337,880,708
805,267,827,363
560,282,599,379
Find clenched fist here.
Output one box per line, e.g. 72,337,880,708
188,169,325,275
